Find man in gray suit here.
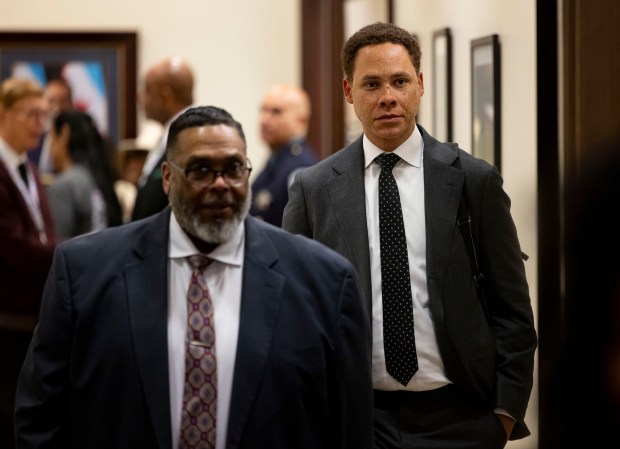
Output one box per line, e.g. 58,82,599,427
283,22,537,449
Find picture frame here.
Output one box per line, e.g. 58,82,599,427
432,27,452,142
470,34,501,171
0,32,137,143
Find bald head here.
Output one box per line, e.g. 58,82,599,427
260,84,311,150
142,57,194,124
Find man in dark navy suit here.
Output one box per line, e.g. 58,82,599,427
250,84,317,227
15,106,372,449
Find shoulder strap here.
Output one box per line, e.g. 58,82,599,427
456,186,490,322
445,142,490,322
449,143,529,322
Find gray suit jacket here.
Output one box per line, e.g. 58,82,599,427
15,209,373,448
282,125,537,439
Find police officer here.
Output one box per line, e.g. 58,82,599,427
250,84,317,227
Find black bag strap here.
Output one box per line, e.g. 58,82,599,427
444,141,490,321
449,142,528,323
456,187,490,322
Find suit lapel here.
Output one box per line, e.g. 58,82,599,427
32,163,56,238
325,137,373,309
125,210,173,449
420,126,464,301
226,218,285,446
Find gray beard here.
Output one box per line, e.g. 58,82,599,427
172,190,251,245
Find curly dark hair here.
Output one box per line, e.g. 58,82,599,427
341,22,421,80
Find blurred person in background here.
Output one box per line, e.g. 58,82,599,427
45,110,108,239
44,78,73,118
81,111,122,228
28,78,74,175
0,78,57,446
51,109,122,230
250,84,317,227
114,121,162,223
132,57,194,221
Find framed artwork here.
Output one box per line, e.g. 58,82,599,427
432,27,452,142
0,32,137,142
471,34,500,171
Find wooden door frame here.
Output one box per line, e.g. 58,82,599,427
301,0,344,158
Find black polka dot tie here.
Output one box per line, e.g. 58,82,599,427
377,152,418,386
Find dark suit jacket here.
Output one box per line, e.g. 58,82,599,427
250,139,317,227
0,160,56,322
282,126,537,440
15,210,373,449
131,153,169,221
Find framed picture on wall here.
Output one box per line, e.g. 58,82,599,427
432,27,452,142
471,34,501,171
0,32,137,142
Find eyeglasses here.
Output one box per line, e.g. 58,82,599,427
12,108,49,122
167,158,252,187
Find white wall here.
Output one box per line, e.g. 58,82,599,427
0,0,301,174
393,1,539,448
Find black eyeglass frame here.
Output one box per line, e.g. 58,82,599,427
167,158,252,187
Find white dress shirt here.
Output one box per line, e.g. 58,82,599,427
0,137,48,243
363,126,450,391
168,212,244,449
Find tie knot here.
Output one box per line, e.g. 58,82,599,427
188,255,211,272
377,152,401,172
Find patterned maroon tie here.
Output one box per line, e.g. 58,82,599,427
179,255,217,449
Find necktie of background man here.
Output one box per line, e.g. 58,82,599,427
18,162,29,187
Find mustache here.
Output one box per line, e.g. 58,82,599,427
169,186,252,245
202,191,234,206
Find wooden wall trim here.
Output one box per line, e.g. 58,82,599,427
536,0,560,446
301,0,344,158
540,0,620,445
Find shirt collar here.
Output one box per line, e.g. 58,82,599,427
362,125,423,169
0,137,28,171
164,105,193,130
169,211,245,267
152,105,195,159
